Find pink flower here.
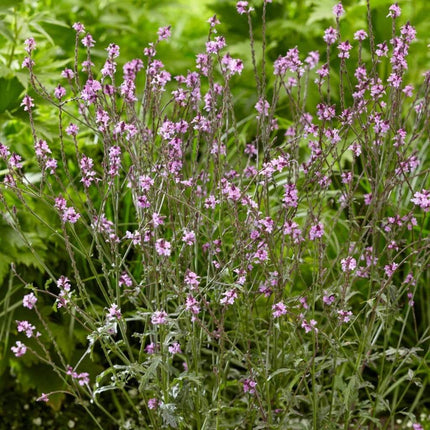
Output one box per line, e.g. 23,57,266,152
387,3,401,18
337,310,353,323
11,341,27,357
23,292,37,309
255,98,270,118
155,238,171,256
323,294,335,305
272,301,287,318
36,393,49,403
16,320,37,338
243,378,257,394
148,398,158,410
323,27,338,45
66,123,79,136
145,342,157,354
236,1,250,14
184,270,200,289
24,38,36,54
182,230,196,245
354,30,368,41
309,222,324,240
21,95,34,112
206,36,226,54
82,33,95,48
341,257,356,272
283,184,298,208
157,26,171,42
72,22,85,33
301,319,318,333
119,272,132,287
333,2,345,18
152,212,165,228
168,342,182,355
185,295,200,315
107,304,122,320
207,15,220,28
337,41,352,59
384,263,399,277
411,189,430,211
220,289,238,306
54,85,66,100
139,175,154,191
151,310,168,325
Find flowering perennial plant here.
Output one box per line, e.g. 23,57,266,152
1,1,430,428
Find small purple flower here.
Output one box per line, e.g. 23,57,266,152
16,320,37,338
333,2,345,18
168,342,182,355
66,123,79,136
24,38,36,54
107,304,122,320
309,222,324,241
155,238,171,256
54,85,66,100
21,95,34,112
185,270,200,289
283,184,298,208
106,43,120,58
301,318,318,333
341,257,356,272
157,26,171,42
337,41,352,59
145,342,157,354
72,22,85,33
119,272,132,287
255,98,270,118
11,341,27,357
61,68,75,79
387,3,401,19
185,295,200,315
151,310,168,325
206,36,226,54
411,189,430,212
272,301,287,318
243,378,257,394
36,393,49,403
384,262,399,277
220,289,238,306
337,310,353,323
82,33,95,48
323,27,338,45
236,1,250,14
354,30,368,41
182,230,196,245
148,398,158,410
323,294,335,306
22,57,35,69
23,292,37,309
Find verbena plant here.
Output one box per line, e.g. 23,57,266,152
1,1,429,428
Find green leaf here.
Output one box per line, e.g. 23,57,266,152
0,77,24,113
0,0,23,12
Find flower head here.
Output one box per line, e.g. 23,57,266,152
23,292,37,309
333,2,345,18
272,301,287,318
11,341,27,357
